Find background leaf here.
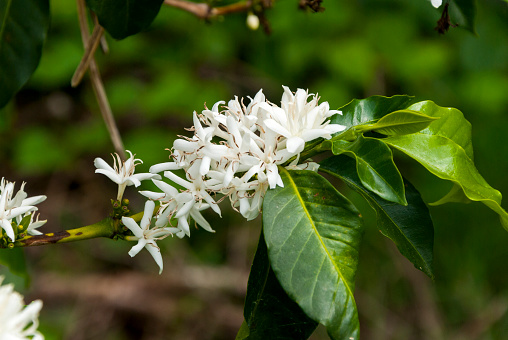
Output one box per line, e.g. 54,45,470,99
263,168,363,340
86,0,164,40
332,136,407,205
0,0,49,108
0,248,29,286
450,0,477,35
320,155,435,279
331,95,415,129
242,230,318,339
384,133,508,230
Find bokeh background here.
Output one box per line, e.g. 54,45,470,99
1,0,508,339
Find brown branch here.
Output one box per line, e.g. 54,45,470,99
75,0,125,158
71,24,104,87
164,0,253,19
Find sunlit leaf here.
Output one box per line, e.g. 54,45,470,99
332,136,407,205
356,110,439,136
320,155,434,279
86,0,164,40
331,95,415,129
0,0,49,108
263,168,363,340
242,230,318,339
384,133,508,231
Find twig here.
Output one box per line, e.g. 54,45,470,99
92,12,109,53
76,0,125,158
71,24,104,87
164,0,253,19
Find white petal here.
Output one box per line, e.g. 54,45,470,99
264,119,291,137
21,195,46,206
189,210,214,233
286,136,305,154
141,200,155,229
122,216,144,239
145,241,164,274
173,139,198,152
1,219,15,241
128,239,147,257
199,156,211,176
178,216,191,236
164,171,192,190
95,169,122,184
150,162,181,173
431,0,442,8
94,157,115,172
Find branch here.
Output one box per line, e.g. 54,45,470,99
164,0,253,19
13,218,116,248
75,0,126,158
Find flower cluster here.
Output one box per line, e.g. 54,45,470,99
0,178,47,243
96,87,345,272
0,276,44,340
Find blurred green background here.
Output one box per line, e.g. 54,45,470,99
1,0,508,339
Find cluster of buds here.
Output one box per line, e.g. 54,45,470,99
0,178,47,246
96,86,346,273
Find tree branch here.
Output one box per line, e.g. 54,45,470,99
12,218,116,248
75,0,126,159
164,0,254,19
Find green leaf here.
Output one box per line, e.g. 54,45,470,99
357,110,439,136
331,95,415,129
0,248,29,285
384,133,508,231
242,230,318,340
332,136,407,205
0,0,49,109
408,101,475,204
408,101,474,160
263,168,363,340
86,0,164,40
450,0,477,35
320,155,435,279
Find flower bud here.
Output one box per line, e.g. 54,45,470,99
246,12,259,31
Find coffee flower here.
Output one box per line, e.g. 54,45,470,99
0,276,44,340
0,179,46,242
122,200,179,274
94,150,160,201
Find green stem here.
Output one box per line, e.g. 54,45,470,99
13,217,116,247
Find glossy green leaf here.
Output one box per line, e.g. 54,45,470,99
331,95,415,129
408,101,475,204
0,0,49,108
86,0,164,40
450,0,477,35
332,136,407,205
384,134,508,231
409,101,474,160
0,248,29,285
320,155,434,279
263,168,363,340
242,230,318,340
357,110,439,136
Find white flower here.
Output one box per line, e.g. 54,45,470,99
122,200,179,274
260,86,346,154
0,179,46,242
94,150,160,200
430,0,442,8
0,276,44,340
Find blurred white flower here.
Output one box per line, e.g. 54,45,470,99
94,150,160,200
430,0,442,8
0,179,46,242
122,200,179,274
0,276,44,340
246,12,260,30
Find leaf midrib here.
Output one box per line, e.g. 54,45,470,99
281,167,354,298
